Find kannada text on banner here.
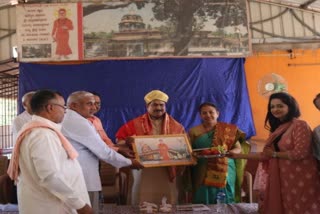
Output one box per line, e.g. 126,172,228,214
16,3,79,62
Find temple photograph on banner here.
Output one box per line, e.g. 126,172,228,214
15,0,250,62
83,0,250,58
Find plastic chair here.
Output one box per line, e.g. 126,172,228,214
241,171,253,203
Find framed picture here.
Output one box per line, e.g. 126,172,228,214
132,134,195,168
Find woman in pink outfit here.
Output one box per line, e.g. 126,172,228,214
230,92,320,214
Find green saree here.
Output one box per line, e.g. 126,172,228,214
189,122,249,204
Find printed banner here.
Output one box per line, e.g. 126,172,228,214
83,0,250,59
16,3,81,62
16,0,250,62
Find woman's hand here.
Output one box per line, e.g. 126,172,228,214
226,152,241,159
262,146,274,158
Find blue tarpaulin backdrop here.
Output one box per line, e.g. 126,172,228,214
19,58,256,141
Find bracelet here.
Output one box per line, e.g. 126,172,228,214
272,152,277,158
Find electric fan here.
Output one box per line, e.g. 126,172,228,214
257,73,288,98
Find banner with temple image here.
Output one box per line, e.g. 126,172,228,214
16,3,82,62
15,0,250,62
82,0,250,59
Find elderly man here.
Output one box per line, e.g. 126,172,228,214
116,89,185,205
87,92,133,158
12,91,35,142
7,89,93,214
61,91,143,212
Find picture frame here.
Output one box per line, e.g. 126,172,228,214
132,134,195,168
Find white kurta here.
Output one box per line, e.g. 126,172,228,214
61,109,132,191
12,111,32,143
17,115,90,214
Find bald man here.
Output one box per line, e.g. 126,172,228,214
12,91,35,143
61,91,143,212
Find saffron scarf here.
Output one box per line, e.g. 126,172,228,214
133,113,185,181
133,113,184,136
7,120,78,181
203,122,239,188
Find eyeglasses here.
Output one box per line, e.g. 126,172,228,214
49,103,68,110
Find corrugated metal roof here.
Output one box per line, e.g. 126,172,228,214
248,0,320,51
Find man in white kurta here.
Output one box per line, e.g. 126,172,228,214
61,91,143,211
8,89,93,214
62,109,133,190
18,116,91,214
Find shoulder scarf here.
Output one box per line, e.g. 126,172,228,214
7,120,78,181
204,122,239,188
133,113,184,182
261,120,294,214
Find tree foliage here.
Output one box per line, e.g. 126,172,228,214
83,0,247,55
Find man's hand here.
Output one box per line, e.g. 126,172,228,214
118,146,135,158
77,204,94,214
125,136,135,149
130,159,144,170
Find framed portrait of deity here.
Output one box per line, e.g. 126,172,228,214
132,134,195,168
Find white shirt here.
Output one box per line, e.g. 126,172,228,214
61,109,132,191
12,111,32,143
18,115,90,214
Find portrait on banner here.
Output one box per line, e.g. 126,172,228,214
16,3,80,62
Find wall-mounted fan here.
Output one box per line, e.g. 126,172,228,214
258,73,288,98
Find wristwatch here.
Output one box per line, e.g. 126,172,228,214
272,152,277,158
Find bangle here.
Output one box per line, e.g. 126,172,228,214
272,152,277,158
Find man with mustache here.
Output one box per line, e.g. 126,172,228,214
116,90,185,205
7,89,93,214
61,91,144,212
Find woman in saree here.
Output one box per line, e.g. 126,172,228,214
230,92,320,214
188,102,248,204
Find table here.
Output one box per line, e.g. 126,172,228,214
100,203,258,214
0,203,258,214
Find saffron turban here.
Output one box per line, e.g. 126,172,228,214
144,90,169,104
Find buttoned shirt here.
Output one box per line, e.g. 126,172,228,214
61,109,131,191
